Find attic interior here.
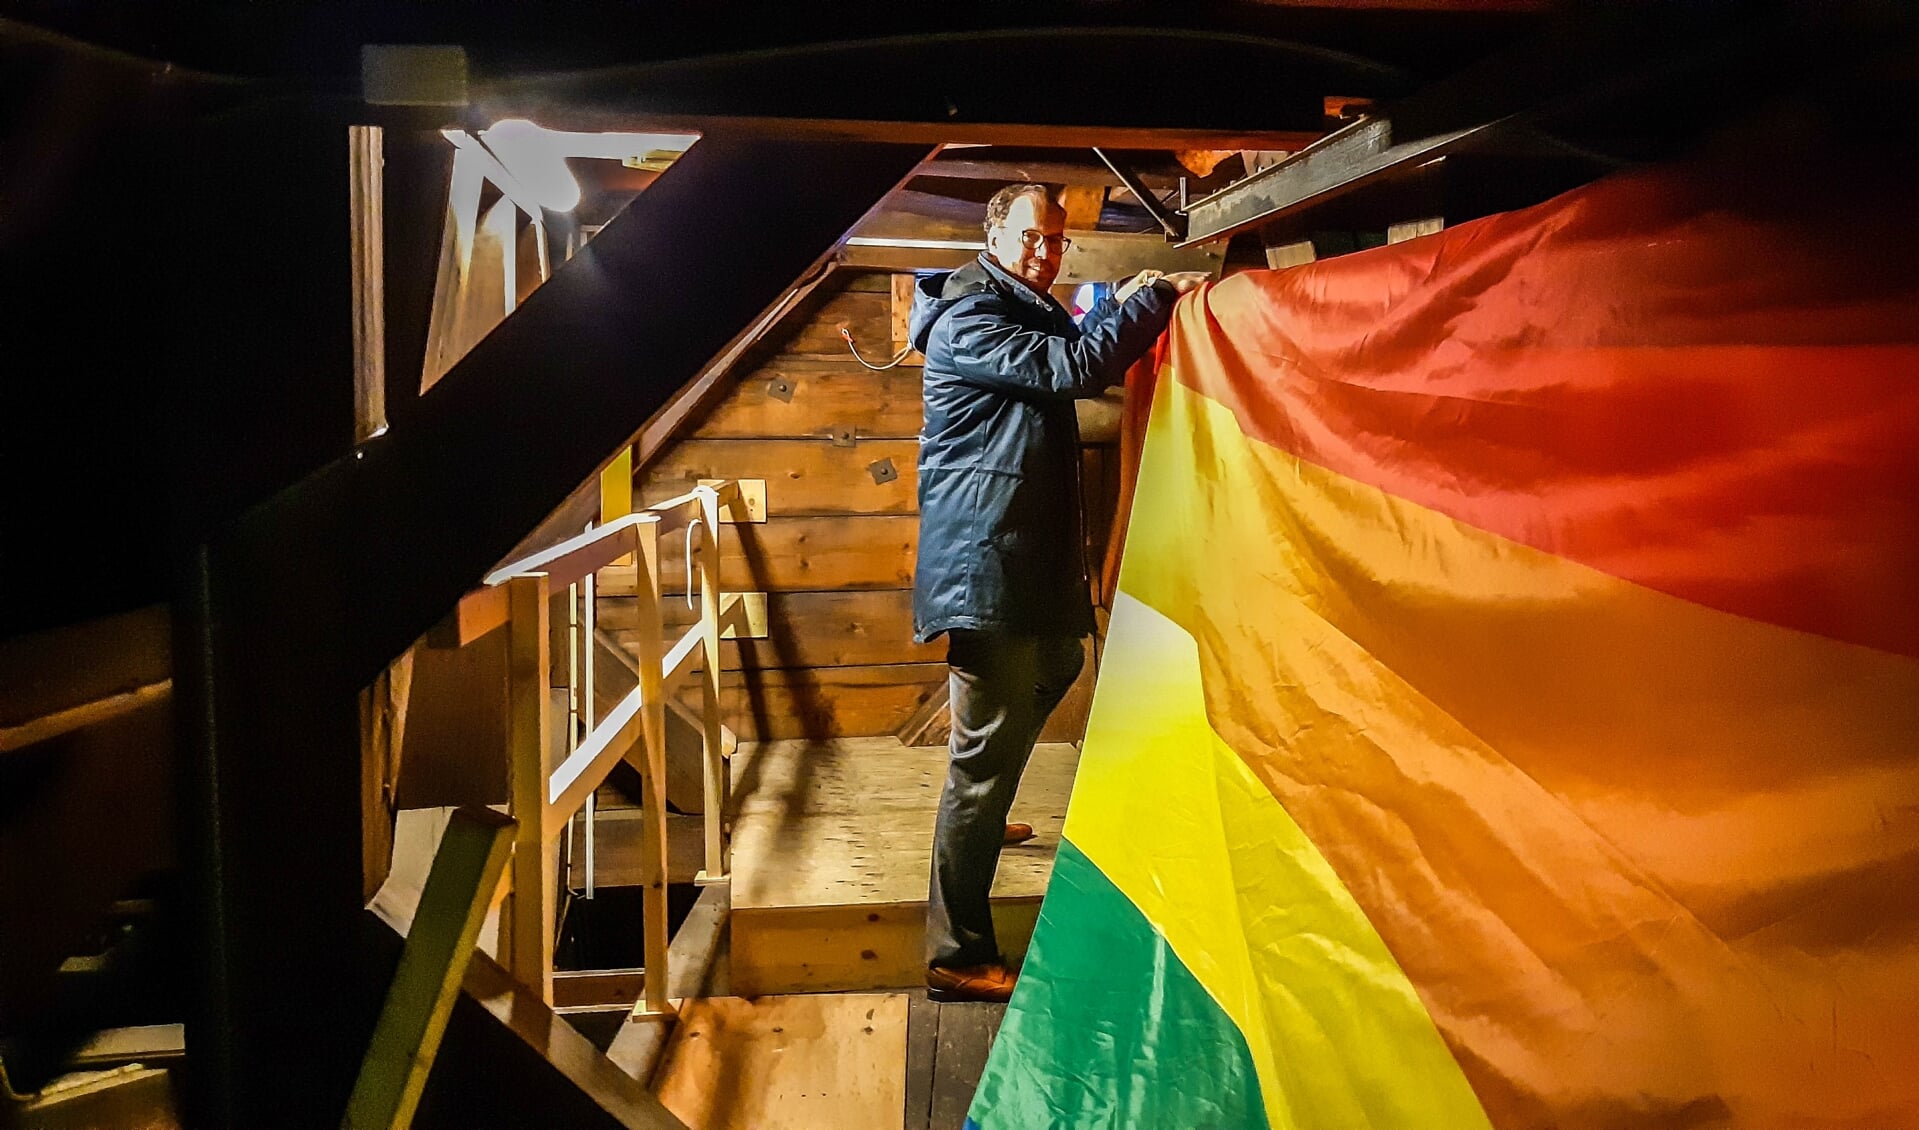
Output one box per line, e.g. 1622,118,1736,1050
4,4,1916,1128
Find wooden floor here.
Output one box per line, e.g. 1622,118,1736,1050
728,737,1076,995
906,991,1007,1130
637,988,1007,1130
654,993,910,1130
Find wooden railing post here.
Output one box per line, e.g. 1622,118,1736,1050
695,487,729,884
505,573,556,1004
630,520,674,1021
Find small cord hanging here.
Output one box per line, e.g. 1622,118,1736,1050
683,517,705,610
841,326,914,371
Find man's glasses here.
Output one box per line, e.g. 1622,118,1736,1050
1011,229,1072,254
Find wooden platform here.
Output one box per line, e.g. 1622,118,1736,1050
728,737,1075,995
655,994,909,1130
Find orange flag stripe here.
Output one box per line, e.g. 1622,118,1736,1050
1123,378,1919,1128
1162,146,1919,659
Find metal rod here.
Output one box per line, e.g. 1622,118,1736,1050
566,578,581,892
583,567,597,900
567,581,580,753
696,486,727,883
1092,147,1186,241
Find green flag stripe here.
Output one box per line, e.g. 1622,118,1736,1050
968,837,1271,1130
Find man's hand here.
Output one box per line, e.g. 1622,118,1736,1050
1116,269,1211,303
1114,269,1164,305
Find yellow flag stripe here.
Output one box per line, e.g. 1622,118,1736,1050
1067,592,1492,1130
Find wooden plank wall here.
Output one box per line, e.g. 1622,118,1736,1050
620,270,1118,742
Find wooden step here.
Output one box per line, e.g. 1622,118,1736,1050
727,737,1074,995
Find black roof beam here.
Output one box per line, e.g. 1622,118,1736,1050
1179,4,1827,246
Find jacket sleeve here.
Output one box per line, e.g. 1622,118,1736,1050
932,285,1177,401
1076,278,1174,334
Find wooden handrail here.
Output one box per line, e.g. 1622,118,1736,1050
541,622,701,839
465,477,738,1025
485,512,657,590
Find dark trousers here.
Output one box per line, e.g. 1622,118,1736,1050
926,629,1085,968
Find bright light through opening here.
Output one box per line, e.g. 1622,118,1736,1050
470,121,698,214
1070,282,1098,322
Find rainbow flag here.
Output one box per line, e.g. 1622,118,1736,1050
969,146,1919,1129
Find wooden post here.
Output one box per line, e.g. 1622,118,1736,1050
420,146,485,393
887,274,926,367
342,807,514,1130
505,574,555,1003
349,125,388,444
695,488,727,884
629,521,675,1021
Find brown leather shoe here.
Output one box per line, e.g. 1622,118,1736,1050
1003,822,1036,846
927,962,1017,1003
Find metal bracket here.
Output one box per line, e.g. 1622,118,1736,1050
828,424,857,448
1093,147,1187,242
766,377,794,402
867,457,899,485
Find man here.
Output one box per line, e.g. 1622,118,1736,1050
907,183,1204,1002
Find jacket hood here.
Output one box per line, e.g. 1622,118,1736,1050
908,257,998,353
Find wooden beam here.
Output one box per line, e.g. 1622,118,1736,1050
344,806,514,1130
642,439,920,517
350,125,388,444
460,952,688,1129
367,884,686,1129
629,265,843,475
1059,184,1107,231
631,521,673,1021
0,679,170,754
0,604,170,732
605,589,940,671
1,697,173,1062
916,156,1180,190
503,113,1324,153
836,243,976,272
631,514,919,594
505,575,555,1003
186,138,929,1125
716,663,947,741
486,514,655,592
69,1025,187,1069
693,363,924,441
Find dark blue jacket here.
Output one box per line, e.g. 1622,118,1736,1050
909,254,1178,641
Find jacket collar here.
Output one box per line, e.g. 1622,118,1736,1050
973,252,1065,316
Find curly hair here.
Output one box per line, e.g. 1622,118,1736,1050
983,183,1058,232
